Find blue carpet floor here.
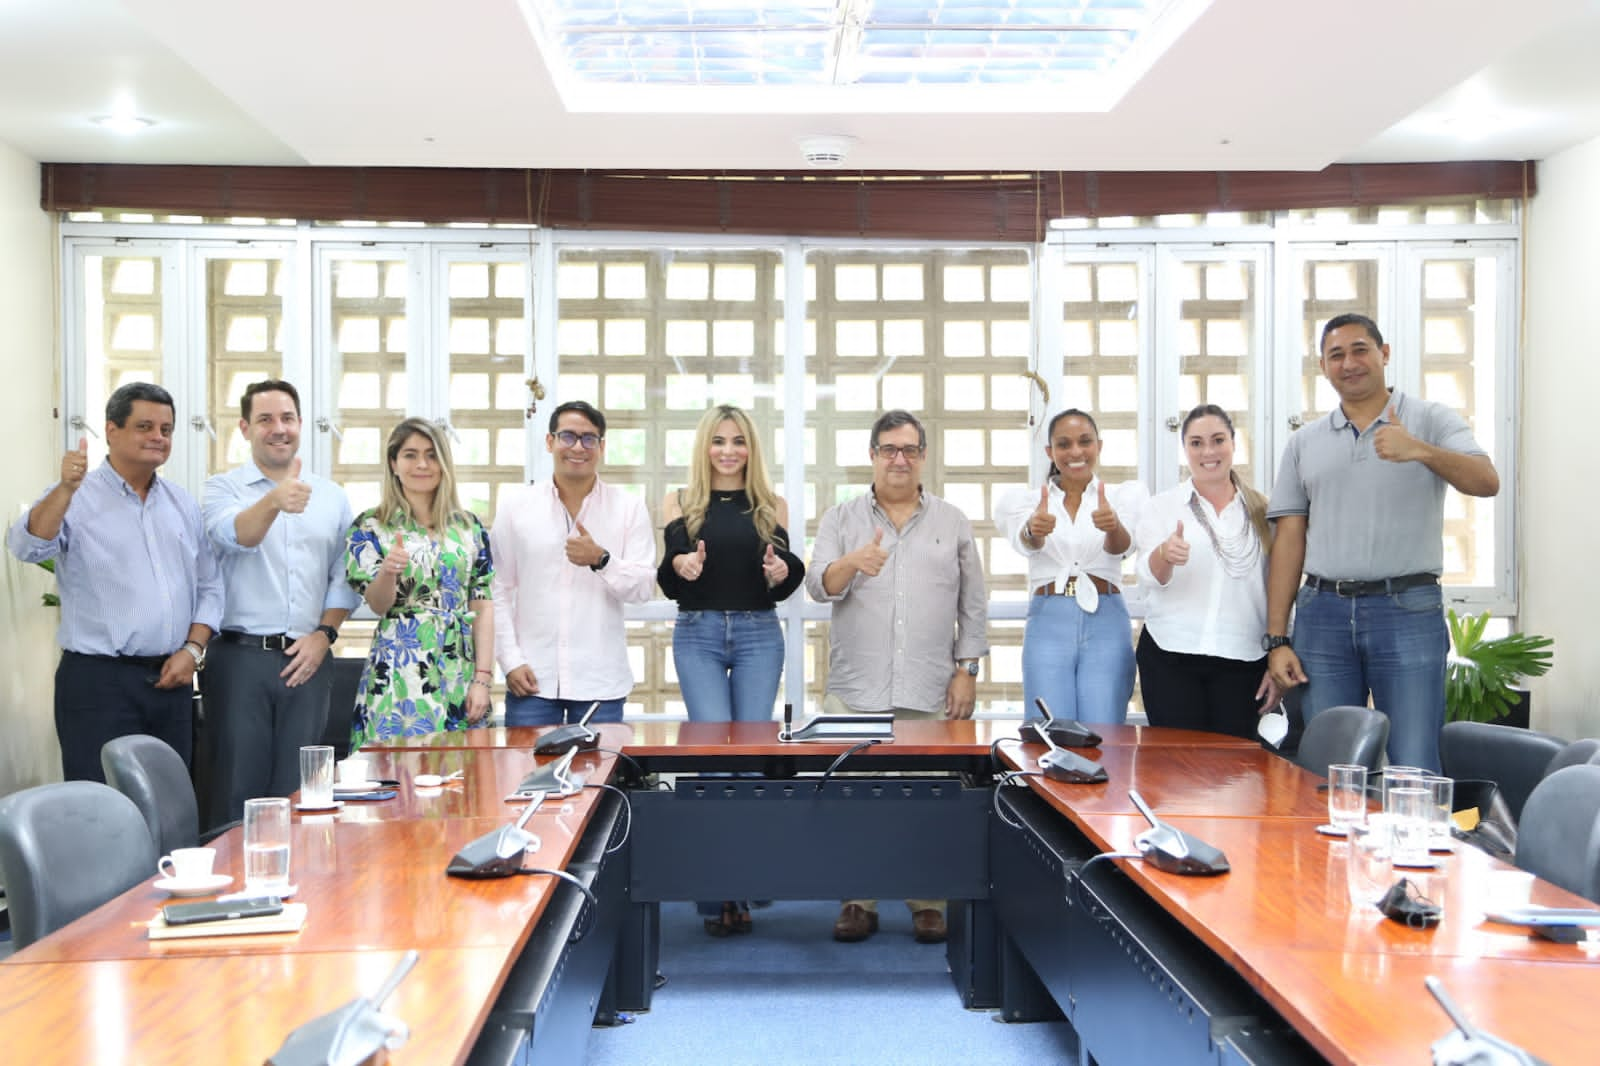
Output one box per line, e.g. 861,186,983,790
586,901,1078,1066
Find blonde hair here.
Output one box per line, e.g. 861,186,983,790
380,417,467,531
680,404,785,549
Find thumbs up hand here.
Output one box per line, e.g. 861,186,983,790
854,526,890,578
270,456,312,514
1373,400,1422,463
674,539,707,581
1090,481,1120,534
59,436,89,490
761,542,789,589
1026,483,1056,543
565,520,606,568
1160,520,1190,568
384,533,410,577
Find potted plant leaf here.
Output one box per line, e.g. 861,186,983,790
1445,609,1553,725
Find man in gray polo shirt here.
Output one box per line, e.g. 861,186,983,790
1264,314,1499,771
807,409,988,945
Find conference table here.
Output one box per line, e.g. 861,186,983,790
3,718,1597,1065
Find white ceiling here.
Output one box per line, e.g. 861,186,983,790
3,0,1600,172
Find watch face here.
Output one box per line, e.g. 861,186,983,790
964,662,980,676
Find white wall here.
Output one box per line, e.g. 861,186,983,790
0,142,65,794
1522,131,1600,739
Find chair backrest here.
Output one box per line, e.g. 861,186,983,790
1543,738,1600,778
319,655,366,759
0,781,158,949
101,734,201,855
1293,705,1390,776
1515,764,1600,903
1439,721,1567,824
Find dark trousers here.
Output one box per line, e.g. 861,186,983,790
200,641,335,826
1136,629,1267,741
55,651,193,783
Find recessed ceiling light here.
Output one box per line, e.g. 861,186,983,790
92,115,155,135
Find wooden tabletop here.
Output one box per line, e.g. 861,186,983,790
11,812,592,963
0,947,512,1066
1248,950,1600,1066
322,747,618,822
364,721,638,752
1005,741,1330,820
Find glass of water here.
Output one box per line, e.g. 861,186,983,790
1422,775,1455,850
1327,764,1368,832
243,797,292,896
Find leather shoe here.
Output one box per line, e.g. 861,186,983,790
912,908,947,944
833,904,879,942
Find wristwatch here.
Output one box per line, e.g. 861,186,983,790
590,550,611,573
1262,634,1292,652
182,641,207,672
958,659,980,677
314,624,339,645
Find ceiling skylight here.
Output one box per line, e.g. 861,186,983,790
521,0,1208,113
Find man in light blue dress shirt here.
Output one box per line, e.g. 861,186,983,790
201,380,359,823
8,382,223,782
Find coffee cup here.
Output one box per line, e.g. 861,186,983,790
158,846,216,883
337,756,371,786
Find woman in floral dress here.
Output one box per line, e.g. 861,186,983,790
346,417,494,749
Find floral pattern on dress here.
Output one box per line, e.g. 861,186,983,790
345,508,493,750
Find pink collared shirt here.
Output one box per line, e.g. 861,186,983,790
490,479,656,700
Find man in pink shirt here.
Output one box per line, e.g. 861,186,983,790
490,401,656,725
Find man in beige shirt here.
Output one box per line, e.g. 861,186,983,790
806,409,988,945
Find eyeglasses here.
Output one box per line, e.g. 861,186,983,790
554,430,603,449
873,443,924,460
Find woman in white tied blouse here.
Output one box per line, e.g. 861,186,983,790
1134,404,1278,739
997,409,1147,725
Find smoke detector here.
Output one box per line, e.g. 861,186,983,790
798,135,855,169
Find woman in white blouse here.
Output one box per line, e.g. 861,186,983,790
997,409,1147,725
1134,404,1277,739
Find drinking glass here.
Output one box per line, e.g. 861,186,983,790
1386,786,1433,866
299,745,334,808
1346,821,1394,909
1422,775,1454,849
1380,766,1426,811
1327,764,1368,832
243,797,292,895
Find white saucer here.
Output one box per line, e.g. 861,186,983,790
1315,824,1349,837
333,781,382,793
153,873,233,897
295,799,344,812
1393,857,1442,870
1430,839,1457,854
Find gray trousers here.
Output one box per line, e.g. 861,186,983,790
201,640,334,826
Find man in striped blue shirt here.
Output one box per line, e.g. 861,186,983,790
9,382,223,782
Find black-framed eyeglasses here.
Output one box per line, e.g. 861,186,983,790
554,430,603,449
873,443,924,460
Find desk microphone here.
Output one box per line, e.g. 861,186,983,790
267,949,418,1065
510,747,584,798
1021,698,1102,748
534,700,602,755
448,791,547,878
1033,716,1109,784
1129,789,1229,876
780,702,793,741
1426,975,1550,1066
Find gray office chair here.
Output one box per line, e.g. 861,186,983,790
1543,738,1600,778
1293,705,1390,776
1515,764,1600,903
102,734,209,855
1440,721,1567,824
319,655,366,759
0,780,157,950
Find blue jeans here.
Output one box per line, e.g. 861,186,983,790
1021,592,1135,725
1292,582,1448,772
673,610,786,722
503,694,625,727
